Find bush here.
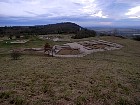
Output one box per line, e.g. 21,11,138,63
0,91,11,99
72,29,96,39
10,50,21,60
133,35,140,41
9,97,24,105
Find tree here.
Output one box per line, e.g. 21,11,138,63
72,29,96,39
44,42,53,56
10,50,21,60
112,29,118,36
133,35,140,41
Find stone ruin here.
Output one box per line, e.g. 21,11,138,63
52,40,123,57
13,40,123,57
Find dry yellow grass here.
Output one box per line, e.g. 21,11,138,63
0,36,140,105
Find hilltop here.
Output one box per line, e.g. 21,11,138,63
0,22,86,35
0,22,80,35
0,22,96,39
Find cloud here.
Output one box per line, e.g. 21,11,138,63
0,0,140,26
93,11,108,18
99,22,112,25
125,6,140,19
116,0,140,6
0,0,47,17
0,0,108,18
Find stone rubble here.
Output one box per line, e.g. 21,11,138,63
52,40,123,57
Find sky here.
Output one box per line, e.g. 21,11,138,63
0,0,140,27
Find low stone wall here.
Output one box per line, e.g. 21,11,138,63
52,40,123,57
10,40,29,44
9,40,123,57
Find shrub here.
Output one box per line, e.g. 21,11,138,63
9,97,24,105
74,96,87,105
72,29,96,39
42,83,55,97
116,98,130,105
133,35,140,41
10,50,21,60
0,91,11,99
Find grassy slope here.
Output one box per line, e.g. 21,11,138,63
0,36,140,105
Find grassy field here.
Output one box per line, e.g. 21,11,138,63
0,36,140,105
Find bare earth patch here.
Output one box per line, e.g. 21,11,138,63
57,49,80,55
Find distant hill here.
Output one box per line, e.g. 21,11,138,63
0,22,82,35
87,27,140,37
0,22,96,39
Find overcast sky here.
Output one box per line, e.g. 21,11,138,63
0,0,140,27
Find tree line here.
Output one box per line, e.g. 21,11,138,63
0,22,96,39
